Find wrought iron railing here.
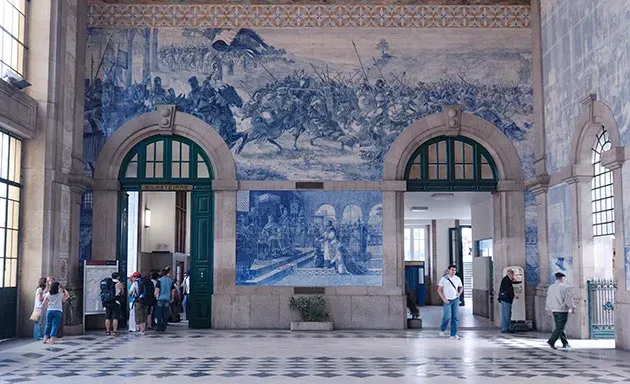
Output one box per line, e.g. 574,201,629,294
587,279,616,339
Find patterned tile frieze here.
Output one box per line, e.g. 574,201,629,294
87,4,531,28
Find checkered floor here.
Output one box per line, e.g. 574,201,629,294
1,326,629,383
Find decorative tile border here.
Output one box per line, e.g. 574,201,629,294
87,4,531,28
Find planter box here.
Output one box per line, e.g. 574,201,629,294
290,321,333,331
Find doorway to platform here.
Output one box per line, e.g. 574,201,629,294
117,135,214,329
404,190,494,329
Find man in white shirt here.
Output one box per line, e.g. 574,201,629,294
182,271,190,321
545,272,576,350
437,264,463,339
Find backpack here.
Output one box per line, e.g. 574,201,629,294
100,277,116,305
138,277,156,306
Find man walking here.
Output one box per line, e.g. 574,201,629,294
498,269,516,333
438,264,463,339
156,268,175,332
546,272,576,350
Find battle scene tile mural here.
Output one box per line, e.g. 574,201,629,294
84,27,534,181
236,190,383,286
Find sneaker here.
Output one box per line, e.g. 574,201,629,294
140,331,145,336
438,331,446,337
450,335,461,340
561,344,571,351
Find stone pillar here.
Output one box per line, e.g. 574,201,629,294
528,176,552,331
492,182,526,327
18,0,87,337
563,166,593,339
92,181,120,261
602,147,629,350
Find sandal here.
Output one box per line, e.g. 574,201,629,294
105,331,111,336
113,331,119,337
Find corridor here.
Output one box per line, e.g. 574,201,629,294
0,326,627,383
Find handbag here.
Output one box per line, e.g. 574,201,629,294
29,308,41,322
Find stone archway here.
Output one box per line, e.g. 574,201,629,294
91,105,237,263
383,108,526,327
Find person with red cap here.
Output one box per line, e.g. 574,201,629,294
129,272,147,335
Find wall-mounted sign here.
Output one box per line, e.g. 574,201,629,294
141,184,193,191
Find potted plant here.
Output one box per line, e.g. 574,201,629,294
289,295,333,331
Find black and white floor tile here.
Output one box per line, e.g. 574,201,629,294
1,326,629,383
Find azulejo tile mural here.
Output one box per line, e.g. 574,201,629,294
235,190,383,286
84,26,534,180
87,4,531,28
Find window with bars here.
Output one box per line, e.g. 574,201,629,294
405,136,498,191
591,126,614,237
119,136,212,182
0,131,21,288
0,0,28,79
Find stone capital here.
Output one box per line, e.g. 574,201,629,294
94,178,120,191
525,174,550,195
495,179,525,192
600,146,625,170
68,172,94,194
562,164,592,185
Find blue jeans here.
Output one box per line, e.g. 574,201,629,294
182,294,189,321
156,300,169,331
501,301,513,332
440,299,459,336
33,314,44,340
44,310,62,338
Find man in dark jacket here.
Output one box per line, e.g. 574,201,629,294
498,269,516,333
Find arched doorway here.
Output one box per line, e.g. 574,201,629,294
92,106,236,329
383,109,526,328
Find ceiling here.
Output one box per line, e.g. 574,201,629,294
89,0,529,5
404,191,491,221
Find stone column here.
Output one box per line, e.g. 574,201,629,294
527,176,552,331
563,165,593,339
602,147,629,350
492,182,526,327
18,0,87,336
92,181,120,261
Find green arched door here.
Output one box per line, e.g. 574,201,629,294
118,135,213,328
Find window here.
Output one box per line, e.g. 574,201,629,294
119,136,212,182
591,126,614,237
0,0,28,79
404,226,425,261
406,136,498,191
0,131,21,288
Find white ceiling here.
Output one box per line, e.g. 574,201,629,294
404,191,492,221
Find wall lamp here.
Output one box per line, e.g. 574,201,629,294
144,206,152,228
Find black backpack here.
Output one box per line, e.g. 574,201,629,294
139,277,156,306
100,277,116,305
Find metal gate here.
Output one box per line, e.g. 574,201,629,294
587,279,616,339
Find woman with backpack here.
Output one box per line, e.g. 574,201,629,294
42,281,69,344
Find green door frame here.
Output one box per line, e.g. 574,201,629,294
116,135,214,329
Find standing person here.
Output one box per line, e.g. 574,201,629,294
42,282,69,344
437,264,463,339
32,277,47,340
129,272,148,336
101,272,124,336
156,268,175,332
546,272,576,350
182,271,190,321
498,269,516,333
147,271,161,330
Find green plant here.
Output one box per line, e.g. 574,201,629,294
289,295,328,322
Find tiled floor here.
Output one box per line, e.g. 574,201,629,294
1,323,629,383
418,304,495,329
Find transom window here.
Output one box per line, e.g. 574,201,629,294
405,136,498,191
119,136,212,183
0,0,28,79
591,126,614,237
0,131,22,288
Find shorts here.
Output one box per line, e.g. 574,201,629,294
105,303,120,320
134,302,149,325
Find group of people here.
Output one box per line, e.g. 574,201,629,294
32,276,70,344
100,267,191,336
435,265,575,349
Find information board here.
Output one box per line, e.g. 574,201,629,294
83,260,118,315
